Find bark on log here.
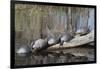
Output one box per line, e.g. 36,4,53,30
46,30,94,51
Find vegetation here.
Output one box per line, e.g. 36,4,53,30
15,4,94,45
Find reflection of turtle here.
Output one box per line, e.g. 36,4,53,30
16,45,32,54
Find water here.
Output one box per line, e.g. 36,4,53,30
15,45,95,66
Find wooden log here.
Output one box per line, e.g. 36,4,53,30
32,30,94,53
46,30,94,51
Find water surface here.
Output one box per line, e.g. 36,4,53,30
15,45,95,66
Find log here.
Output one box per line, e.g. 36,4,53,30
46,30,94,51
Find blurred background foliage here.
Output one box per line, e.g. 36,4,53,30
15,4,94,45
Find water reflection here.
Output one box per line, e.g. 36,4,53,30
15,45,94,66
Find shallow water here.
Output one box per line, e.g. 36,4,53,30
15,45,95,66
